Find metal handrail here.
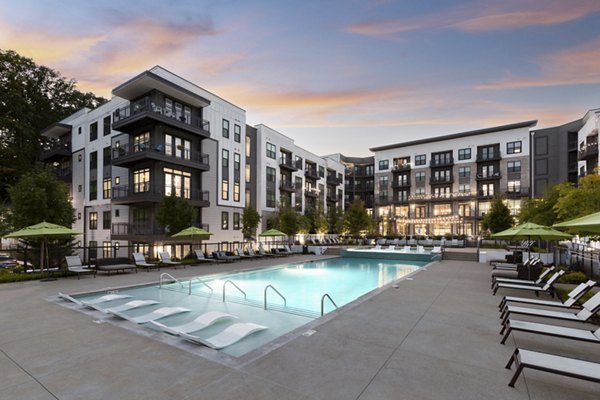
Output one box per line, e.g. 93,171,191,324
321,293,338,316
223,280,247,301
264,284,287,310
189,276,214,295
159,273,183,288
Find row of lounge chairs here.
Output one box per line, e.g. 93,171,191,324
58,292,267,349
372,244,442,253
491,261,600,387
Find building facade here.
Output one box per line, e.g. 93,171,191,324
369,121,536,237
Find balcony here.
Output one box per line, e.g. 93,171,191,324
326,195,339,203
326,175,342,186
279,157,299,171
505,188,530,198
477,190,495,199
430,175,454,185
304,188,319,198
111,222,165,238
392,179,411,188
476,172,501,181
578,142,598,160
305,168,320,180
112,96,210,138
112,142,209,170
40,141,71,162
375,197,391,205
392,196,409,204
279,182,295,192
476,151,501,162
392,163,411,172
429,157,454,168
111,184,210,207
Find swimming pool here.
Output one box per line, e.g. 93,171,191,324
67,256,426,357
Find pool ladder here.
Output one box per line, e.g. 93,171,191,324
159,273,213,296
223,280,247,301
159,273,183,289
321,293,338,316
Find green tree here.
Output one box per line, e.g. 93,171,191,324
343,199,371,236
241,207,261,239
0,49,106,200
155,194,197,235
518,183,565,225
8,167,75,229
555,173,600,221
327,205,344,234
305,203,328,234
482,197,513,234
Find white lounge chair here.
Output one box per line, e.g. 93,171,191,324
505,348,600,387
247,247,264,258
498,280,596,311
180,322,267,349
110,306,191,324
417,245,425,252
500,291,600,329
403,245,412,252
65,255,96,279
58,292,83,305
132,252,159,271
193,250,212,264
149,311,237,335
100,300,160,314
431,246,442,253
80,294,132,307
492,266,555,287
492,270,564,295
159,252,183,269
501,318,600,344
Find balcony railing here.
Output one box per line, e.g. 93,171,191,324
279,157,299,171
112,142,209,170
476,172,501,180
305,168,320,180
304,188,319,198
392,163,411,172
279,182,295,192
111,184,210,206
326,175,342,185
505,187,530,197
578,142,598,160
430,175,454,184
429,157,454,167
392,196,409,204
326,195,339,202
113,96,210,135
40,141,71,161
476,151,501,162
392,179,410,188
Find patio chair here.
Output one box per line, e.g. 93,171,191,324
193,250,212,264
500,318,600,344
180,322,268,349
247,247,265,258
80,294,132,308
149,311,237,335
258,245,280,257
491,266,555,288
64,255,96,279
505,348,600,387
492,270,564,296
132,252,159,272
212,251,240,263
500,291,600,330
431,246,442,253
159,251,184,269
498,280,597,311
417,245,425,252
100,300,160,314
110,306,191,324
235,247,253,259
403,245,412,252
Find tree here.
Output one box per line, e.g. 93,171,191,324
555,173,600,222
343,199,371,236
518,183,565,225
241,207,261,239
482,197,513,234
0,49,106,200
305,203,328,234
8,167,75,229
155,194,197,235
327,205,344,234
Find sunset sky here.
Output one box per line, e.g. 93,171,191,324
2,0,600,156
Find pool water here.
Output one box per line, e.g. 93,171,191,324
73,257,425,357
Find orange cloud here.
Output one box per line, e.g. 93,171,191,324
476,37,600,90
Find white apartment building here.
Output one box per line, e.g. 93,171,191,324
370,121,536,237
576,108,600,178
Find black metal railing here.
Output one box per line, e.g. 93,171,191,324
476,151,501,161
429,157,454,167
112,184,209,204
112,142,209,167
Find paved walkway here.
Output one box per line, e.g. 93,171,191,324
0,256,598,399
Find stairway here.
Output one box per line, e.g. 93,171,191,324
442,250,479,262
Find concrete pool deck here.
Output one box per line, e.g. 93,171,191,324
0,255,598,399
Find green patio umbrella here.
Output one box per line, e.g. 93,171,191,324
491,222,572,273
5,221,79,278
171,226,213,254
553,211,600,234
260,228,287,250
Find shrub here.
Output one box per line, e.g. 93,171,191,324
558,271,588,284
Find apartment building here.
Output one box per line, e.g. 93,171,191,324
251,125,345,230
575,108,600,179
326,154,375,212
369,121,536,237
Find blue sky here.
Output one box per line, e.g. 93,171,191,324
1,0,600,155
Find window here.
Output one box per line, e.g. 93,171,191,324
245,164,251,183
165,98,173,116
103,116,111,136
480,165,496,178
89,182,97,201
480,183,494,196
102,211,111,230
234,153,240,172
103,146,111,168
103,241,112,258
479,145,498,160
245,135,251,157
89,151,97,170
164,168,191,198
103,178,111,199
378,175,388,189
415,186,425,195
433,186,451,198
295,156,303,170
222,149,229,168
133,168,150,193
378,160,389,170
234,124,241,142
415,206,426,218
431,152,452,166
164,134,191,160
378,191,388,203
233,212,240,230
234,182,240,202
458,166,470,178
115,176,120,185
266,166,276,208
133,132,150,152
78,184,82,192
507,161,521,173
266,142,276,159
415,154,426,166
415,171,425,183
222,179,229,200
78,126,82,135
433,204,452,216
89,212,98,230
115,209,119,217
458,203,471,217
221,212,229,230
458,184,470,193
318,166,325,178
507,141,522,154
507,180,521,193
222,119,229,138
458,148,471,160
90,122,98,142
